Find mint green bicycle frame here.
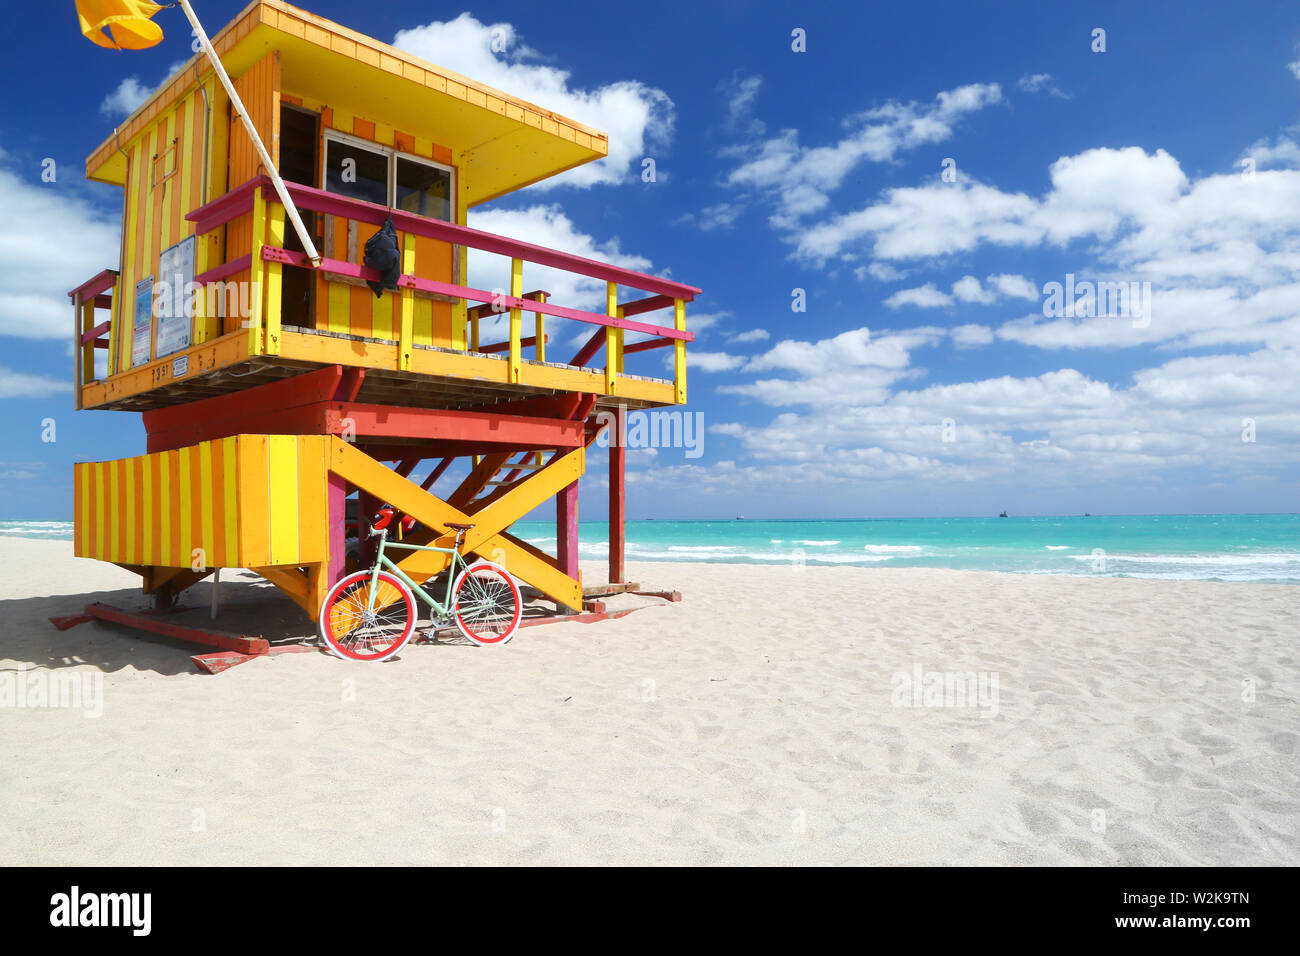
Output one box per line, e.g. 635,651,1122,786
364,528,473,621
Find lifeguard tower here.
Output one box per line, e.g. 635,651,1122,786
66,1,698,631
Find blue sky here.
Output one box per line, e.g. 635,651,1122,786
2,0,1300,519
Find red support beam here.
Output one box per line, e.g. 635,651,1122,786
336,404,584,446
335,367,366,402
457,393,584,420
357,443,488,462
146,396,584,454
143,365,344,436
609,405,626,584
574,393,598,423
80,320,111,345
421,457,454,491
557,478,579,585
478,334,547,354
82,602,269,655
194,254,252,287
618,294,675,317
569,329,606,368
622,336,676,355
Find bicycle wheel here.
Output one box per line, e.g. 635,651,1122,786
319,570,417,662
451,562,522,645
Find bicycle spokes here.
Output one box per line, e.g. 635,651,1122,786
320,571,416,662
453,564,521,645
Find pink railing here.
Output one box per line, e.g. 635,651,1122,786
185,175,697,397
67,268,118,394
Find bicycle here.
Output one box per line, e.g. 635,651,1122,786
317,505,522,661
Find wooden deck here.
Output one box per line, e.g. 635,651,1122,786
81,325,678,413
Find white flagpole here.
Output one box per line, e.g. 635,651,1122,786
177,0,321,266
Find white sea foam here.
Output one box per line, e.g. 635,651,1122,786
863,544,923,553
1044,545,1071,550
793,540,840,546
1067,552,1300,566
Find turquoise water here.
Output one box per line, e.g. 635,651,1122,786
510,514,1300,583
5,514,1298,582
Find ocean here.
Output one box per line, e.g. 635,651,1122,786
5,514,1298,583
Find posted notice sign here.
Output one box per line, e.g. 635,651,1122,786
131,277,153,368
154,235,195,359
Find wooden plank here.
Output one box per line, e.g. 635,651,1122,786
399,232,416,370
237,436,271,568
674,298,687,405
264,204,286,355
247,185,266,356
557,479,579,581
605,282,619,395
266,435,300,565
84,602,269,655
508,258,523,382
609,406,625,583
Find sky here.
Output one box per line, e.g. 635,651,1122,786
1,0,1299,520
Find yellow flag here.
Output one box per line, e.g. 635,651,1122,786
76,0,165,51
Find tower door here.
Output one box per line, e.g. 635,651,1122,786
278,103,320,329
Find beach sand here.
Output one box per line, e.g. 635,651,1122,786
1,536,1297,866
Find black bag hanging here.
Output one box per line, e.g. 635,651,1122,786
363,214,401,297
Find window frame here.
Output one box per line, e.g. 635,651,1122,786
320,128,457,222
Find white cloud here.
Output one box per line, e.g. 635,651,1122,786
1017,73,1071,99
722,82,1002,228
950,324,994,348
859,261,908,282
679,201,744,231
467,203,651,309
465,203,669,349
727,328,770,344
99,61,188,118
712,348,1300,488
100,77,151,118
884,283,951,309
951,275,994,304
796,146,1185,264
1244,136,1300,170
0,155,121,342
796,143,1300,353
718,327,944,408
688,350,745,372
393,14,673,189
0,365,71,398
1289,61,1300,80
720,73,764,136
986,273,1039,300
885,274,1036,309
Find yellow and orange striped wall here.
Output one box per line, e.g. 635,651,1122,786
111,72,227,377
74,435,329,570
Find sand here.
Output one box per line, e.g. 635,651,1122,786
1,536,1297,866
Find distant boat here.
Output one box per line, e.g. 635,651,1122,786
998,511,1009,518
735,515,745,520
